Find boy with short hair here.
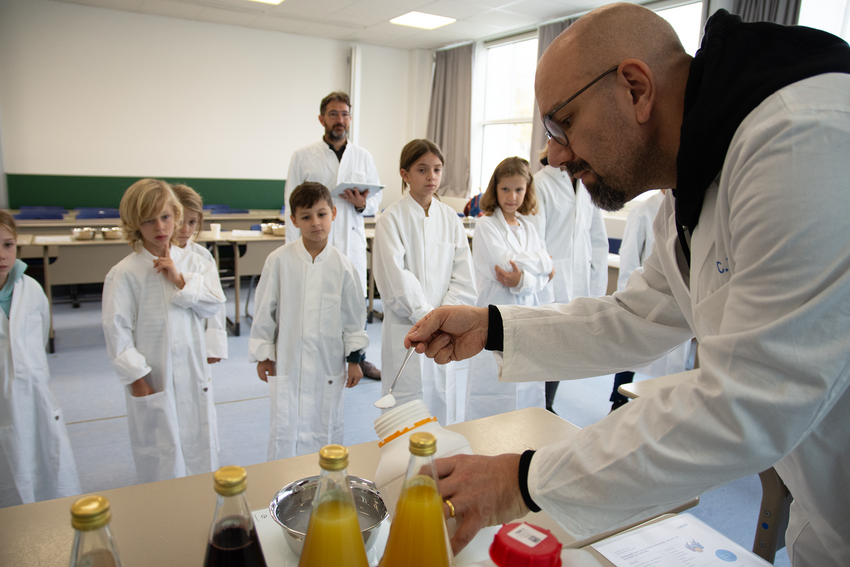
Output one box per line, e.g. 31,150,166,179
249,182,368,460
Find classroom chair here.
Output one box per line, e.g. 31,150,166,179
14,211,65,220
280,205,286,215
76,208,120,219
216,208,249,214
204,204,230,211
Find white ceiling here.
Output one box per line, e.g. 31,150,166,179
51,0,625,50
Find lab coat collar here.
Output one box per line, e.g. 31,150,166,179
493,207,528,253
294,237,331,264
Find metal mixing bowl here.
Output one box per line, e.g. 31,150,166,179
72,227,96,240
101,227,123,240
269,475,388,557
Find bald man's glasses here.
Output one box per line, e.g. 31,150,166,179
543,65,619,146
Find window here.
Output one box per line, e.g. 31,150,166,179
657,2,704,56
474,35,538,194
799,0,850,42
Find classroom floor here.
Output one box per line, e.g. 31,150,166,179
44,283,789,565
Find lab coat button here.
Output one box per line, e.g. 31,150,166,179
55,415,60,421
203,387,208,392
328,380,333,385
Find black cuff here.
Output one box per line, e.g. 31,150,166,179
346,350,362,363
485,304,504,351
355,206,366,214
518,450,541,513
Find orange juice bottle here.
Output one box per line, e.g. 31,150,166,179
379,432,452,567
299,445,369,567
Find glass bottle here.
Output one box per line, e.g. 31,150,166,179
299,445,369,567
379,432,453,567
203,465,268,567
69,495,124,567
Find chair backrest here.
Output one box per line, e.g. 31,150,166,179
218,209,249,214
76,208,120,219
203,204,230,210
280,205,286,214
14,211,65,220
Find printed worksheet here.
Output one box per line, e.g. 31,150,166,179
592,514,774,567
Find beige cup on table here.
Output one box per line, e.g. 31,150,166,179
210,223,222,239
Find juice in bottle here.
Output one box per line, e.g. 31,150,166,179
299,445,369,567
379,433,452,567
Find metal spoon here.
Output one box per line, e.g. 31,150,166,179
374,346,415,409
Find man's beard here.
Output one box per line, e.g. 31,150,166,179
326,126,347,142
566,159,627,212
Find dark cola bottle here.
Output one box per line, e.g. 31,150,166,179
203,466,268,567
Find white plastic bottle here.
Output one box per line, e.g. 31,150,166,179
373,400,473,516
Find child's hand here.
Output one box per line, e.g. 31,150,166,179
130,376,155,397
495,260,521,288
153,245,186,289
346,361,363,388
207,357,221,364
548,264,556,282
257,360,275,382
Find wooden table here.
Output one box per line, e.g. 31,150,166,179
0,408,693,567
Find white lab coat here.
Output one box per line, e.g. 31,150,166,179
465,208,551,420
186,241,227,360
248,239,368,460
528,167,608,304
285,140,382,294
373,194,477,425
102,244,224,483
616,192,690,377
0,275,80,507
498,75,850,566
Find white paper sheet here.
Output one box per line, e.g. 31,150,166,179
592,514,773,567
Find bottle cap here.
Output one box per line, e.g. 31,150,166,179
489,522,562,567
319,445,349,471
213,465,248,496
409,432,437,456
71,495,112,531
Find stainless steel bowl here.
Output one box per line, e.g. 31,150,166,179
272,224,285,236
101,227,123,240
269,475,388,557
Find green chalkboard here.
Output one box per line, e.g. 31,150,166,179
7,174,286,210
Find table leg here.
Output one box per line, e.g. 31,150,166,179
43,245,55,354
225,242,242,336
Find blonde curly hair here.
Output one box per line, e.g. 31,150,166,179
119,179,183,252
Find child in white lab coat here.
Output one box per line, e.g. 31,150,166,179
172,184,228,364
0,211,81,507
372,139,477,425
102,179,225,483
249,182,368,460
465,157,554,421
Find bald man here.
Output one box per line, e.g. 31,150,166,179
406,4,850,565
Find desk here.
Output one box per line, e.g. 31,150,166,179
15,233,33,257
10,209,280,236
221,231,286,335
0,408,691,567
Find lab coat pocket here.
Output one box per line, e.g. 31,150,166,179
320,293,342,338
126,390,183,482
693,282,730,339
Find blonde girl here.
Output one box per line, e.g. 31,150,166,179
172,184,227,364
372,139,477,425
102,179,225,483
0,211,81,506
465,157,554,421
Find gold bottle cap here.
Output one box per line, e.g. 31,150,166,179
409,432,437,456
70,495,111,531
213,466,248,496
318,445,349,471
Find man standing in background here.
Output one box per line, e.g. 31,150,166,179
286,91,383,379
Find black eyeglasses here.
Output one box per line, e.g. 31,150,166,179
543,64,619,146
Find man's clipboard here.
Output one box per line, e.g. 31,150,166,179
331,182,385,198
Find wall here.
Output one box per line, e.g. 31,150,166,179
0,0,430,209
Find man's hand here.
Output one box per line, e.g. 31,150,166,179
346,361,363,388
257,360,275,382
405,306,490,365
436,453,530,555
340,188,369,210
207,357,221,364
495,260,522,288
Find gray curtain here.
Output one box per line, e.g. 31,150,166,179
427,43,473,198
529,18,578,173
732,0,801,24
